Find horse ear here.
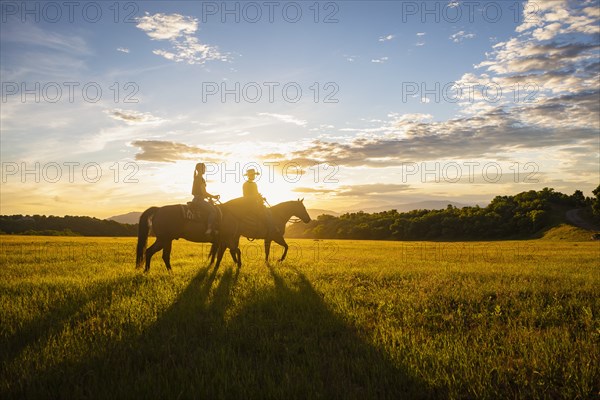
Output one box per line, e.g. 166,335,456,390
301,198,304,203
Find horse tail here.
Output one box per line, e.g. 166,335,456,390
136,207,159,268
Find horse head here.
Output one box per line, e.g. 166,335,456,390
295,198,311,223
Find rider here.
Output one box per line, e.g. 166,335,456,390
242,168,278,235
192,162,219,235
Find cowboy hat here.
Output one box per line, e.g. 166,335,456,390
243,168,260,176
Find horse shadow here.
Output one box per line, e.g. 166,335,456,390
4,265,440,399
1,275,146,370
217,264,437,399
131,264,437,398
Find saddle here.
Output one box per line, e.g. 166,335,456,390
183,203,204,222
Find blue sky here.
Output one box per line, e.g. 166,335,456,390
1,0,599,217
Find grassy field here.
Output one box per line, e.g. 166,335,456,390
1,235,598,399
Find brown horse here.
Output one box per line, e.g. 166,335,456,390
136,204,229,272
212,199,312,267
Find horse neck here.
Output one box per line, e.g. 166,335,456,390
271,202,298,223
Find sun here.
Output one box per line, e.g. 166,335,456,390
149,153,322,211
205,158,300,206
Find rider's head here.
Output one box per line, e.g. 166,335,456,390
195,162,206,175
244,168,259,181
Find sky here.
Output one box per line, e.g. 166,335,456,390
1,0,599,217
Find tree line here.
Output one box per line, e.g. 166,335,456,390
0,215,137,237
1,186,598,239
286,187,600,240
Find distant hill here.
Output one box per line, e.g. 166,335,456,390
307,209,340,219
107,212,142,224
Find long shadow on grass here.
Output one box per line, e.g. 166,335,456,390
1,265,222,400
131,264,436,398
5,264,438,399
0,275,147,368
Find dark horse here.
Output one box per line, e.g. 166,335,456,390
136,204,225,272
212,198,312,267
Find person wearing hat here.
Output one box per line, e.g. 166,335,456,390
242,168,263,202
192,162,219,235
242,168,278,235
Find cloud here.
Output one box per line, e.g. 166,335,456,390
105,109,165,125
291,187,336,194
371,57,389,63
291,184,413,200
117,47,130,53
476,40,599,75
516,0,598,37
532,22,563,41
378,34,394,42
258,113,307,126
415,32,427,46
0,23,90,78
450,31,476,43
262,98,598,168
459,0,599,126
136,13,198,40
136,13,227,64
336,184,412,197
1,23,89,55
131,140,223,163
477,0,600,79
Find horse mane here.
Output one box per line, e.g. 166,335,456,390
270,200,299,211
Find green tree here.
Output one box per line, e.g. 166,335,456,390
592,185,600,217
571,190,586,208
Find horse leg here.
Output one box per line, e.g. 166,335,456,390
229,248,238,266
264,239,272,264
144,238,164,272
162,240,173,272
234,236,241,267
274,237,289,262
215,244,227,268
208,242,217,266
226,234,241,267
229,237,242,268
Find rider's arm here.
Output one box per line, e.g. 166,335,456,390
203,184,219,200
194,177,216,199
